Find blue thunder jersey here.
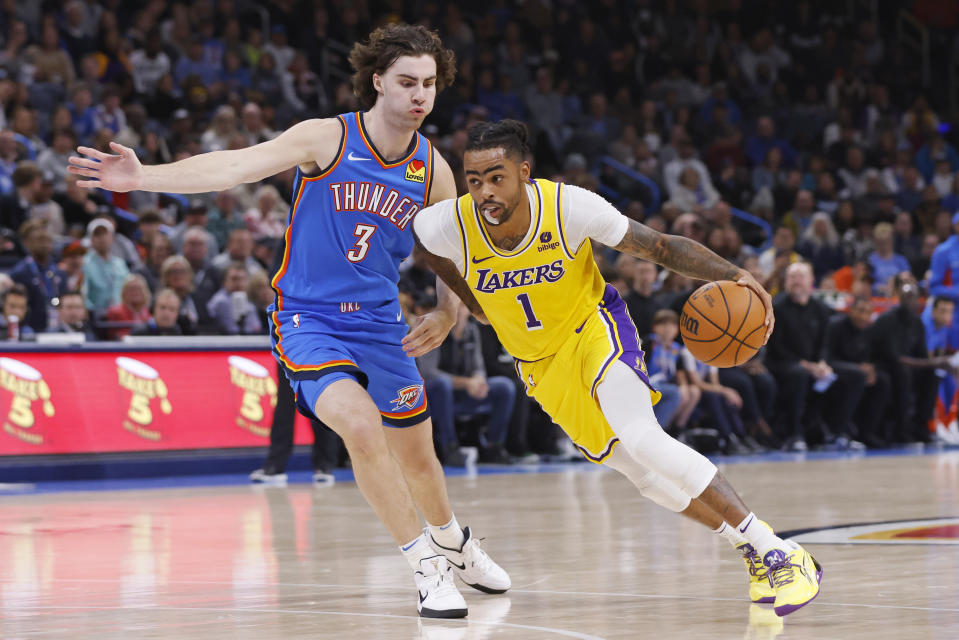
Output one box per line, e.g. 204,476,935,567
272,112,434,309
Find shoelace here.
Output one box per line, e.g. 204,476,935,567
738,544,768,579
463,538,493,571
767,561,796,588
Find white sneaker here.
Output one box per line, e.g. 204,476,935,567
312,470,335,486
414,556,468,619
428,527,511,594
249,469,287,485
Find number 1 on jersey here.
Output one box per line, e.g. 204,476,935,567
516,292,543,330
347,223,377,262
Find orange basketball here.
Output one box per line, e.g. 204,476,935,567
679,280,766,368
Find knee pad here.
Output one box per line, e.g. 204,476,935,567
604,448,690,512
598,361,717,498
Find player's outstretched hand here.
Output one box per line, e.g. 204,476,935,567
402,309,455,357
67,142,142,192
735,272,775,344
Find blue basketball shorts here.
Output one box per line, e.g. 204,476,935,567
269,299,430,427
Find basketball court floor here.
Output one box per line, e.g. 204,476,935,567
2,449,958,639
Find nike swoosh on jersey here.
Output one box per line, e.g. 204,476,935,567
472,255,494,264
348,151,372,161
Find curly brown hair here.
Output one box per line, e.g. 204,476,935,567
348,23,456,110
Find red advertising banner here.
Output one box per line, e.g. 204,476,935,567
0,350,311,456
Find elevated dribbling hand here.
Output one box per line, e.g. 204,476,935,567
735,271,775,344
402,308,455,357
67,142,142,192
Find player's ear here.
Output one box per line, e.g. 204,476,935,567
372,73,383,96
519,160,531,182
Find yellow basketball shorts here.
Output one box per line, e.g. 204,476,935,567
514,285,661,463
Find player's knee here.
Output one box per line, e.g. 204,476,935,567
336,416,386,460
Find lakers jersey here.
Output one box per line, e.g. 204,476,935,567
272,112,433,311
453,179,607,361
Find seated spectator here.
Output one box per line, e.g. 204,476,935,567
0,284,35,340
419,304,515,464
624,260,660,339
212,228,265,278
399,245,437,301
644,310,698,431
824,296,890,448
9,219,67,333
797,212,845,283
663,136,716,201
206,262,261,335
670,165,720,211
247,271,273,333
54,173,109,234
200,105,238,153
745,115,796,168
206,189,247,251
170,199,218,257
717,354,777,447
82,218,129,314
36,129,76,193
766,262,866,451
870,273,944,443
51,290,96,340
180,226,220,313
867,222,911,296
104,274,152,339
131,288,183,337
59,239,86,292
245,184,287,239
134,231,172,294
757,226,800,295
681,348,755,454
91,86,126,135
0,162,43,236
159,255,201,335
780,189,816,237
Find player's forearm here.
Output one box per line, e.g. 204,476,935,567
615,220,740,283
139,150,256,193
434,277,461,319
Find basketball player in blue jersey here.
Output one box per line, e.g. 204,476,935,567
68,24,508,619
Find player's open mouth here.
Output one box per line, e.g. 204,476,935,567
410,108,425,116
481,205,501,218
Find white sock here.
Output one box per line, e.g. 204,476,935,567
713,521,747,549
399,533,435,571
428,514,465,550
735,512,786,561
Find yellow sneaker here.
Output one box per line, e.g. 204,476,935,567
737,542,775,603
762,544,823,616
736,520,775,603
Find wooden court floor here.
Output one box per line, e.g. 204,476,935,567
1,452,958,639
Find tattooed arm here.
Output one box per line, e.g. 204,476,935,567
614,218,775,342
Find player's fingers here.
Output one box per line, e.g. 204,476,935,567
76,145,112,160
109,141,132,156
76,179,102,188
67,166,101,178
68,156,101,169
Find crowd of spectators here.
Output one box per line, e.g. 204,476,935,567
2,1,959,461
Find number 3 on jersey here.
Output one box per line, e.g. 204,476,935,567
347,223,377,262
516,292,543,330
